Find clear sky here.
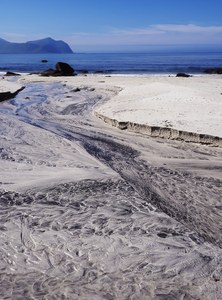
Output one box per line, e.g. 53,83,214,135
1,0,222,52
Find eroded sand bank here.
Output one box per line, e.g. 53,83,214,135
94,75,222,146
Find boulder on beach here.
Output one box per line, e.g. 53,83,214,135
176,73,191,78
40,62,75,76
55,62,74,76
4,71,21,76
204,68,222,74
40,68,57,76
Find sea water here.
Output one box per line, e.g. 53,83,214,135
0,49,222,75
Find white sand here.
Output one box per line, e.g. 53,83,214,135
0,77,22,93
13,74,222,138
94,75,222,138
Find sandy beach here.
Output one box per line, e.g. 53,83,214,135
0,73,222,299
95,75,222,146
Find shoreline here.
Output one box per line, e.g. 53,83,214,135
1,70,221,76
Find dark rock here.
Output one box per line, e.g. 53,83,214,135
0,86,25,102
176,73,191,78
203,68,222,74
55,62,74,76
4,71,21,76
40,68,57,77
41,59,48,63
40,62,75,77
71,87,81,92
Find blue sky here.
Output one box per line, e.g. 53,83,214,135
1,0,222,51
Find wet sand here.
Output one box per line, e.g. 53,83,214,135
0,74,222,299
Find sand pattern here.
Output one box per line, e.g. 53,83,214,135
0,75,221,299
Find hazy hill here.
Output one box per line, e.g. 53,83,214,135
0,37,73,54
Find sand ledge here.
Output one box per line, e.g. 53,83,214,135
95,111,222,147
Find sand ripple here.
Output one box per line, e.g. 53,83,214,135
0,179,222,299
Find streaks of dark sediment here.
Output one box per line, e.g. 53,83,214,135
0,179,221,300
11,112,222,249
0,190,33,206
6,81,222,249
80,135,222,248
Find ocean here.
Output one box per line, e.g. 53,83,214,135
0,50,222,75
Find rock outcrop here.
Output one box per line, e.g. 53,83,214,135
204,68,222,74
40,62,75,77
0,86,25,102
55,62,74,76
4,71,21,76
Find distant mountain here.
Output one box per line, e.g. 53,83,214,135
0,37,73,54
